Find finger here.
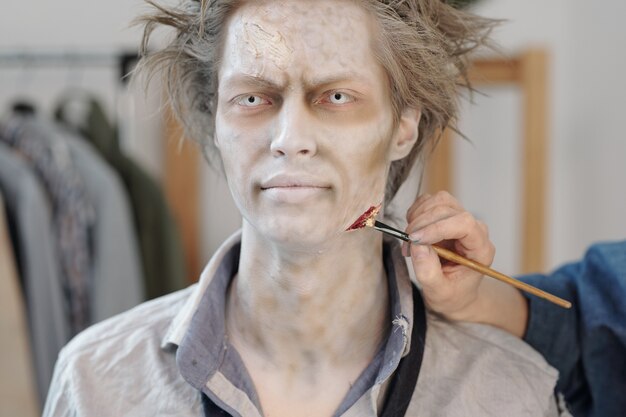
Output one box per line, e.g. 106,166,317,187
406,204,460,235
406,191,463,222
406,193,431,219
417,191,464,217
407,191,462,217
401,241,410,257
408,242,444,290
409,212,493,263
473,220,496,263
476,220,490,239
452,219,495,262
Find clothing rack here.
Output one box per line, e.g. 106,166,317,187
0,50,140,83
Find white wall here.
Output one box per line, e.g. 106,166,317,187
0,2,136,48
554,0,626,266
2,0,624,273
0,0,166,178
466,0,626,270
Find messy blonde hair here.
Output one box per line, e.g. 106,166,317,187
134,0,497,201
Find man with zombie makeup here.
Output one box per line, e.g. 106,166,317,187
43,1,625,416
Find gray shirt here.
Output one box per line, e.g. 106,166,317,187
43,231,561,417
62,128,144,322
0,143,69,406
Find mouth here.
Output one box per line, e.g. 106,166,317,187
260,173,330,190
261,185,330,204
260,173,330,204
261,185,328,190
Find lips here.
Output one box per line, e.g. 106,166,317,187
260,173,330,190
260,173,330,203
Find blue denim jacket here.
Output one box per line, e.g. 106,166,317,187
520,240,626,417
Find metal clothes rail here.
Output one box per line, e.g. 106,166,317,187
0,50,140,82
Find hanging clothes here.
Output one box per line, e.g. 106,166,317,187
0,142,69,406
1,115,95,334
55,96,187,299
0,191,40,417
60,125,144,321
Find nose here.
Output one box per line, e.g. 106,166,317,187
270,101,318,158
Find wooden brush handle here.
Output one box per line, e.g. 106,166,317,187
432,244,571,309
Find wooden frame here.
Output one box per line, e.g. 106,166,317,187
425,49,549,273
163,109,201,282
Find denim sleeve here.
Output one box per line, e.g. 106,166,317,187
518,240,626,417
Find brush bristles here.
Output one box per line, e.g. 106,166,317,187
346,203,382,231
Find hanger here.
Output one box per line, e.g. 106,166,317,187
11,101,37,116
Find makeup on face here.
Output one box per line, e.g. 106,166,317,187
241,21,294,71
214,0,397,247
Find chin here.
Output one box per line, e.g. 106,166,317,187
258,219,343,252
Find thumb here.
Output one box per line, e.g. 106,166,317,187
409,243,443,291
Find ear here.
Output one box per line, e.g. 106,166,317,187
212,133,221,150
209,135,225,165
389,107,421,161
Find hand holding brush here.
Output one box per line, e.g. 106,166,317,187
347,195,571,309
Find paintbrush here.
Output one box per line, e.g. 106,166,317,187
347,205,571,309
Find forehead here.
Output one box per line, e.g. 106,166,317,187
219,0,382,85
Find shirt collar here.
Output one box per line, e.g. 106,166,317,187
161,230,242,350
162,230,413,349
162,230,415,397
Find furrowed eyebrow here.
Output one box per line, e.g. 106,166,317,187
303,72,371,90
221,72,371,92
221,74,286,91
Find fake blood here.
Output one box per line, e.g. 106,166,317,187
346,204,381,231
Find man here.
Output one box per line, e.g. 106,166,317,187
44,1,564,416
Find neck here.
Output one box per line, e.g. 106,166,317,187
226,221,390,372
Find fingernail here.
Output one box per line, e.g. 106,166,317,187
410,243,430,259
401,241,410,257
409,232,422,243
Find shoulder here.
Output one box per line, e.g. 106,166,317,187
45,286,202,417
425,313,558,376
408,314,559,417
59,285,194,360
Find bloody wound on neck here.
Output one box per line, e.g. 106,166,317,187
346,204,382,231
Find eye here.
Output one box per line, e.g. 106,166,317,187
236,95,271,107
327,91,354,105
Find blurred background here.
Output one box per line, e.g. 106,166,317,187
1,0,625,415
